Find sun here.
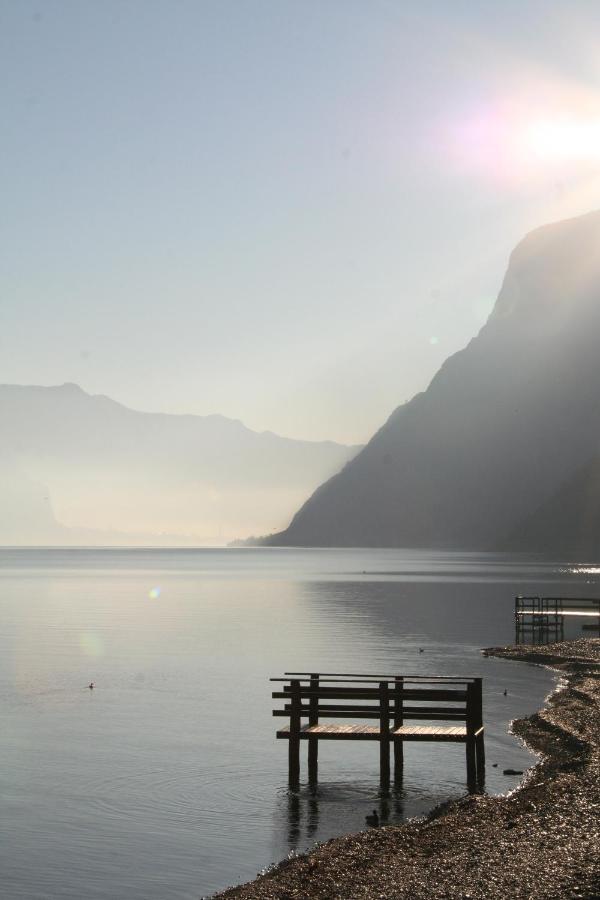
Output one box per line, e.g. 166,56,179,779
523,117,600,164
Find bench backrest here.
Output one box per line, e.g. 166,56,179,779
272,673,483,732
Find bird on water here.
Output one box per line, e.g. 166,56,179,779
88,682,95,689
365,809,379,827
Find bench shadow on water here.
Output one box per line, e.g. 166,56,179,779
280,764,483,855
285,783,407,849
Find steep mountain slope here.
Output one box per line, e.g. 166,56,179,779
503,455,600,559
0,384,358,545
266,210,600,548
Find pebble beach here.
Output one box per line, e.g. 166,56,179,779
214,638,600,900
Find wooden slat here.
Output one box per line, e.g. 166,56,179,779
273,688,467,701
273,707,467,720
281,673,478,682
394,724,467,741
273,688,383,700
276,724,474,742
277,724,379,741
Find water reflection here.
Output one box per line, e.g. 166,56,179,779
282,748,483,845
284,782,407,848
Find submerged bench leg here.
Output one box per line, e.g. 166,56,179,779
379,682,390,789
475,733,485,788
393,676,404,784
308,738,318,784
466,737,476,788
289,735,300,789
380,737,390,789
308,674,319,785
289,679,301,789
393,739,404,783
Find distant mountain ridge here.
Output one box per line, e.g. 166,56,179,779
263,210,600,553
0,384,359,545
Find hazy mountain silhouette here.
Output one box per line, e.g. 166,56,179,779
503,455,600,559
0,384,359,545
263,210,600,549
0,456,63,544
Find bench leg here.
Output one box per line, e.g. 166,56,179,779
308,737,318,784
475,733,485,788
466,737,476,789
380,738,390,790
289,736,300,789
393,738,404,784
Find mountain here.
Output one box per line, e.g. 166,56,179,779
264,210,600,549
503,455,600,559
0,384,359,545
0,458,64,545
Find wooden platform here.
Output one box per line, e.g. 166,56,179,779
277,723,475,740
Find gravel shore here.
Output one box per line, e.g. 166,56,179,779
214,638,600,899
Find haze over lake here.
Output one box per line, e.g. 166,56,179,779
3,547,594,899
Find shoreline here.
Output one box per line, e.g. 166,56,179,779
214,638,600,899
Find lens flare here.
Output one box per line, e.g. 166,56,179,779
148,586,161,599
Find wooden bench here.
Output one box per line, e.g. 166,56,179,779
272,672,484,789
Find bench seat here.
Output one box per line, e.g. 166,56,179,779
277,723,482,742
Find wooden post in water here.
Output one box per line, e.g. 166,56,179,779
393,676,404,783
379,681,390,789
474,677,485,787
308,673,319,785
288,679,301,789
465,680,477,788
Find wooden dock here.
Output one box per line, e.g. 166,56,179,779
272,672,485,791
515,596,600,643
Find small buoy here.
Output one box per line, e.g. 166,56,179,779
88,682,95,690
419,648,424,653
365,809,379,827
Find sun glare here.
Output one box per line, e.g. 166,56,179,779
448,90,600,182
524,118,600,163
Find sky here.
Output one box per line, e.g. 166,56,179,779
3,0,600,445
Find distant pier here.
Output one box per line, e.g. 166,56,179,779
515,596,600,643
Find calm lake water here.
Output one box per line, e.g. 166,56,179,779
1,547,597,899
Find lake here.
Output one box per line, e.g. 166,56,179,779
1,547,596,898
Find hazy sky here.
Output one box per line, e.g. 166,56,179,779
3,0,600,444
